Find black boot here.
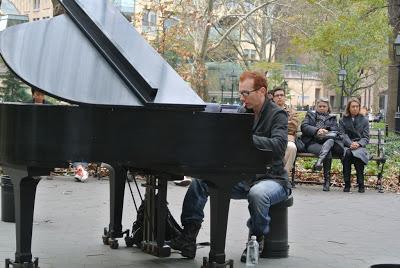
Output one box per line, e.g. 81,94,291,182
169,221,201,258
314,139,334,171
342,150,352,192
240,233,264,263
343,183,351,192
355,160,365,193
323,176,330,191
322,158,332,191
314,158,323,171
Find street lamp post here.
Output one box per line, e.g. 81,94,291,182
282,79,289,107
219,76,225,103
338,69,347,112
282,80,288,91
229,71,237,104
393,34,400,132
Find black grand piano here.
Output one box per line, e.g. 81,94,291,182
0,0,273,267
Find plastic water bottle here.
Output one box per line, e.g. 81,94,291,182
246,235,259,267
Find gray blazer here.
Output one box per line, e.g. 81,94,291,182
339,114,370,164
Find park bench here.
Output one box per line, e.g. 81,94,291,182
291,127,386,192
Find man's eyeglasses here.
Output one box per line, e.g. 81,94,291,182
239,88,259,97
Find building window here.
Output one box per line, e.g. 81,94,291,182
142,10,149,27
330,96,335,108
33,0,40,10
315,88,321,100
142,10,157,33
243,49,256,60
149,11,157,26
33,18,40,21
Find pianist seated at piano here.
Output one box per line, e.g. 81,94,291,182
170,71,291,263
30,87,50,104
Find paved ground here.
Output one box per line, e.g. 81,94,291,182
1,176,400,268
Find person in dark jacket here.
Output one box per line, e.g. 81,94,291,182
339,98,369,193
30,87,49,104
170,71,290,263
301,98,343,191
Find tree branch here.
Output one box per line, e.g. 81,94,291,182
207,0,278,53
198,0,214,60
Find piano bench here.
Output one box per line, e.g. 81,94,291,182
261,195,293,259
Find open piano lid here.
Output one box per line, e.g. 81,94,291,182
0,0,205,109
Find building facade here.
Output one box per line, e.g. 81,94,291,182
0,0,28,31
111,0,135,21
9,0,136,22
10,0,52,21
281,64,327,110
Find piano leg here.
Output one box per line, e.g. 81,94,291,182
102,164,129,249
202,180,235,268
4,166,49,268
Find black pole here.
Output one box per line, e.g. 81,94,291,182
340,81,344,112
220,85,223,103
231,81,234,104
397,65,400,113
395,65,400,132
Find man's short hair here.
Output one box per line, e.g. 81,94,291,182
271,86,285,96
31,86,44,95
239,71,268,92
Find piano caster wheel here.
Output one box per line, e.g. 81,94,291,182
124,236,134,247
109,239,119,249
102,227,110,245
5,257,39,268
201,257,234,268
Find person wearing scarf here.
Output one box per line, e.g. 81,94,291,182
300,98,344,191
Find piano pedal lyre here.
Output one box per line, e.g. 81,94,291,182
201,257,234,268
141,174,171,258
5,257,39,268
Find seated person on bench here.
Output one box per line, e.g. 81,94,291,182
271,86,299,173
170,71,291,263
339,98,369,193
300,98,344,191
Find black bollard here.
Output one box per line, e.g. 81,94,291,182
1,175,15,223
261,195,293,258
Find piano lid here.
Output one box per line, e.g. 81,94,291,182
0,0,204,108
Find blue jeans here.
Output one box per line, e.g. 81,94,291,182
181,178,289,236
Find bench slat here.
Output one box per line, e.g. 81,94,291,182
369,139,385,145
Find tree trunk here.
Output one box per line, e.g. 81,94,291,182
191,0,214,100
387,0,400,130
372,85,380,114
191,59,208,100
